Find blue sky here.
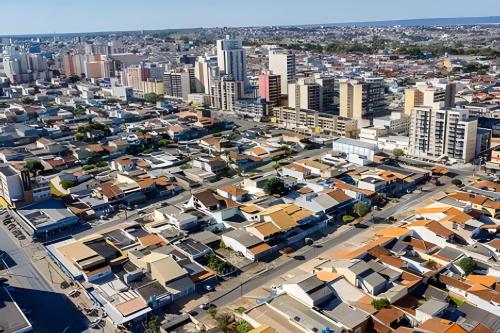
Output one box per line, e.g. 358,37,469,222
1,0,499,35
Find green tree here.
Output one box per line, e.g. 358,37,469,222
263,177,287,196
457,257,475,276
392,148,404,160
25,160,44,175
372,298,390,310
236,320,253,333
144,93,162,104
451,179,463,187
145,316,160,333
75,132,85,141
59,179,76,190
353,202,371,217
157,139,171,147
272,161,280,175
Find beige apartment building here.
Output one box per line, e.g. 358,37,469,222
404,81,456,116
339,77,386,128
272,107,357,137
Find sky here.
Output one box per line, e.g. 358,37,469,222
1,0,500,35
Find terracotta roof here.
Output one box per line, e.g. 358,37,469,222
473,180,500,193
138,234,166,247
449,192,488,205
240,204,261,214
193,190,219,207
374,307,405,326
439,274,472,291
251,222,281,238
248,242,272,255
419,319,467,333
466,275,498,288
408,238,437,252
470,323,494,333
283,163,310,174
487,239,500,250
218,184,248,197
86,144,105,153
326,189,351,203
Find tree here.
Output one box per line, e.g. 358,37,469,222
144,93,162,104
75,132,85,141
60,179,76,190
25,160,44,176
372,298,390,310
95,161,108,168
272,162,280,175
215,313,232,333
145,316,160,333
392,148,404,160
457,257,475,276
451,179,463,187
353,202,371,217
263,177,287,196
157,139,171,147
236,320,253,333
82,164,95,171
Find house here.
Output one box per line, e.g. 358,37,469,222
192,156,227,178
154,206,198,230
418,318,467,333
415,299,448,323
186,189,240,223
216,184,249,203
281,274,334,307
221,229,273,261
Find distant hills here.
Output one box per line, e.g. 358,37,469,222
311,16,500,28
1,16,499,39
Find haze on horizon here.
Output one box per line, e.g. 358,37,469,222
2,0,500,36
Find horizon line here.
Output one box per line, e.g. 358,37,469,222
1,15,499,38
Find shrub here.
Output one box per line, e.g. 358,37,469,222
60,179,76,190
342,215,355,223
263,177,287,196
95,161,108,168
82,164,95,171
236,320,253,333
451,179,463,187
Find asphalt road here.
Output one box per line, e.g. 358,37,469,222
0,224,89,333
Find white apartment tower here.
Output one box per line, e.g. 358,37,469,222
408,106,477,163
216,36,248,85
269,51,296,95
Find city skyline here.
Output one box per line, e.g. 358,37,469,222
1,0,500,36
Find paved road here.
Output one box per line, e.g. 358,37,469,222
0,224,89,333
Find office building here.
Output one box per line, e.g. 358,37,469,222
272,106,358,137
258,72,281,107
408,106,478,163
269,51,296,95
216,36,248,85
210,76,244,111
339,77,386,128
404,81,456,115
164,71,191,100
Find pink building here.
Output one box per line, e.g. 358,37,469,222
258,72,281,107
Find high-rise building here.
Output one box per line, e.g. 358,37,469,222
288,77,321,112
210,76,244,111
339,77,386,128
2,46,49,83
84,54,112,79
216,36,248,85
63,53,85,77
125,62,163,92
404,81,456,115
408,106,478,163
269,51,296,95
164,71,191,100
194,55,219,94
315,76,336,113
258,72,281,107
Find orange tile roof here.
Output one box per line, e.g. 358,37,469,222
248,242,272,255
218,184,248,197
419,319,467,333
466,275,498,288
139,234,166,247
